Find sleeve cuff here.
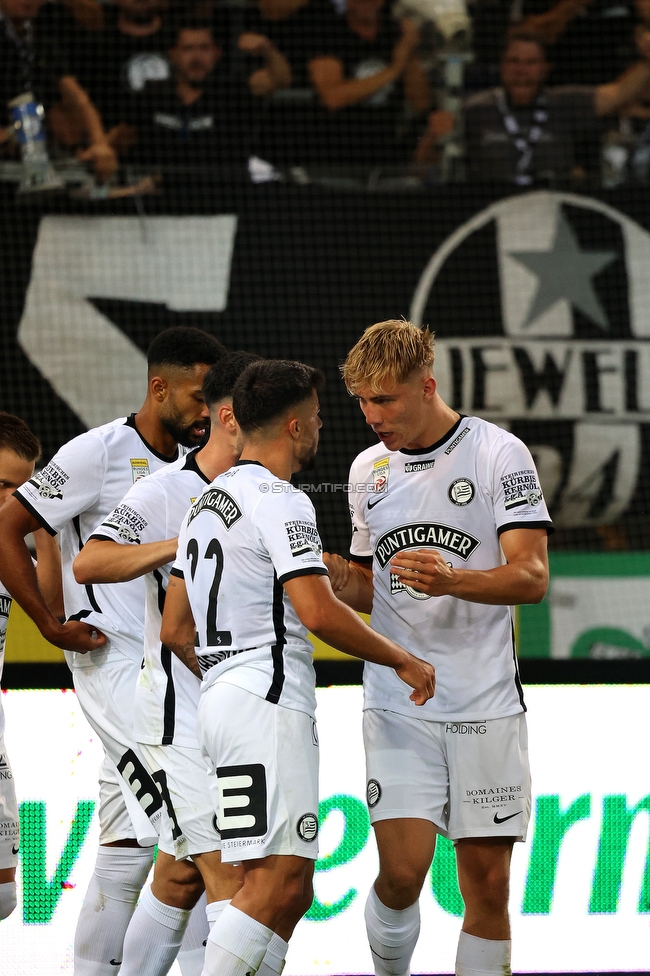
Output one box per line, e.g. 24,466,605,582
170,567,184,579
278,566,329,585
497,520,554,537
13,492,57,536
350,553,373,565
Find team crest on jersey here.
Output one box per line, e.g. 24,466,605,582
30,460,68,500
296,813,318,842
501,470,543,511
130,458,150,483
448,478,475,506
390,574,432,600
372,457,390,494
187,488,242,529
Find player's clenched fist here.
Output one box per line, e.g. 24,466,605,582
393,650,435,705
44,619,107,653
390,547,456,597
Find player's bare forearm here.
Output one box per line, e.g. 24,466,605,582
390,529,549,605
74,537,178,583
34,528,64,618
163,640,201,679
284,574,435,704
322,553,374,613
0,498,105,651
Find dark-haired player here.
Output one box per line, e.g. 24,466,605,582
0,327,225,976
74,352,260,976
0,413,62,923
160,359,435,976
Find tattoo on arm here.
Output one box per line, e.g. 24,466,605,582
164,641,201,679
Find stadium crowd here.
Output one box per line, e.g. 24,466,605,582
3,0,650,185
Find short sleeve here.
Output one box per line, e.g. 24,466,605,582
255,488,328,586
490,434,554,537
14,432,106,535
348,458,372,561
91,477,164,547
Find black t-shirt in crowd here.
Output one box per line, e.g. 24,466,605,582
463,85,599,182
241,4,315,88
0,14,68,128
304,2,414,165
73,7,170,129
126,65,256,177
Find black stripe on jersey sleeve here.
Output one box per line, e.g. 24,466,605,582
13,492,57,536
497,520,554,537
170,567,184,579
350,553,373,565
277,566,329,586
88,533,117,543
266,574,286,705
160,643,176,745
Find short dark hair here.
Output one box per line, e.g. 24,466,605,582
147,327,227,373
233,360,325,435
166,16,224,51
502,28,548,60
202,351,263,408
0,412,41,463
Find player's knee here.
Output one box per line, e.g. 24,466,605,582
378,862,427,903
153,857,204,909
0,881,17,920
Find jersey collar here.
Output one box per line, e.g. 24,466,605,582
125,414,180,463
234,459,265,467
183,448,210,484
399,415,466,456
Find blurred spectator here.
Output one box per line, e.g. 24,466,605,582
0,0,118,179
444,28,650,181
76,0,170,131
125,19,256,177
306,0,431,166
237,0,314,90
517,0,636,86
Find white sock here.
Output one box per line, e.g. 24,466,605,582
455,931,511,976
203,903,273,976
364,886,421,976
205,898,230,929
257,932,289,976
74,845,155,976
0,880,17,919
118,885,192,976
177,892,209,976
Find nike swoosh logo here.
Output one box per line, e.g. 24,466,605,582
493,810,522,825
110,961,122,967
367,494,388,509
11,845,19,855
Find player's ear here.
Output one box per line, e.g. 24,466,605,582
422,374,437,400
150,375,169,401
217,403,236,429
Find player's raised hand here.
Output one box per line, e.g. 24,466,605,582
393,651,435,705
45,620,107,653
390,548,456,597
322,551,350,593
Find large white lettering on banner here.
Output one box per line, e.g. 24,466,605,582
3,686,650,974
17,216,237,429
411,191,650,527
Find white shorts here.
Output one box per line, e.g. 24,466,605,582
140,742,220,861
74,656,164,848
0,736,19,870
363,709,531,842
198,683,319,864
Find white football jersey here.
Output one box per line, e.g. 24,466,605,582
0,581,11,739
15,416,183,670
94,449,209,748
173,460,329,717
349,416,553,723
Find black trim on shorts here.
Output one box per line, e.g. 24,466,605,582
170,567,184,579
12,492,57,536
277,566,329,585
511,618,526,712
72,516,102,614
124,414,179,463
160,643,176,745
265,573,286,705
350,553,373,565
497,520,554,537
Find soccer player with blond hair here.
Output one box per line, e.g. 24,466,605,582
331,319,552,976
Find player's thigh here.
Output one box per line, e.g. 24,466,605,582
446,713,531,842
0,739,19,871
373,817,437,893
141,741,220,861
197,683,319,865
363,708,449,830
